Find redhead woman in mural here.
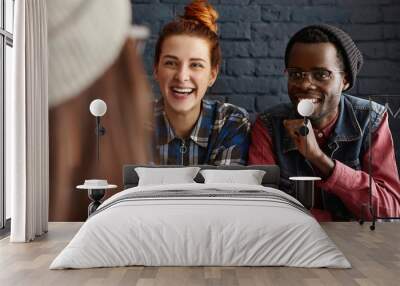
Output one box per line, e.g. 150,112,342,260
153,0,250,166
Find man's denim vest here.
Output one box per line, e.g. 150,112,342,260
259,94,386,220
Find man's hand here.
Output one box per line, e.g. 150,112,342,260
283,119,322,161
283,119,335,178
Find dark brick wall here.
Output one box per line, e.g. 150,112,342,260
132,0,400,109
131,0,400,171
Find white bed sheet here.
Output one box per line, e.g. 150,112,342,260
50,183,350,269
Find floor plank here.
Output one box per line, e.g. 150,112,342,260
0,222,399,286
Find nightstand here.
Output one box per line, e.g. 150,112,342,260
77,180,117,216
289,176,321,209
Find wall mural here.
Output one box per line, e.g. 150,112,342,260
48,0,400,221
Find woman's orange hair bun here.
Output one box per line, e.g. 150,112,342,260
183,0,219,34
155,0,222,69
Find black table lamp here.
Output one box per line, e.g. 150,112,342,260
359,95,400,230
290,99,321,209
89,99,107,162
78,99,110,217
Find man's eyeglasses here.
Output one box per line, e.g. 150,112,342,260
285,68,344,84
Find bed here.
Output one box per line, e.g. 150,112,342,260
50,165,350,269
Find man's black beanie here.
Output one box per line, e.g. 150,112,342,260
284,24,363,91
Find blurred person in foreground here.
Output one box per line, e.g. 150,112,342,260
152,0,250,166
249,24,400,221
47,0,153,221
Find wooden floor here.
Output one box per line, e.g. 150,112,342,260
0,222,399,286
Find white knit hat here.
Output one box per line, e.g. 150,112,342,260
47,0,132,107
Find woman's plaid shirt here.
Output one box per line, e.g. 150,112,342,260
153,99,250,166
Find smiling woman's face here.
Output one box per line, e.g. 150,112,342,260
287,42,349,126
154,35,218,116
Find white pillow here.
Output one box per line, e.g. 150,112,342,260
200,169,266,185
135,167,201,186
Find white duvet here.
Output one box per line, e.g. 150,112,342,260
50,183,351,269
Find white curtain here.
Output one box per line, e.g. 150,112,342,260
7,0,49,242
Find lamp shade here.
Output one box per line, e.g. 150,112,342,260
297,99,314,117
90,99,107,117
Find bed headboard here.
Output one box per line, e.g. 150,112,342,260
123,165,280,189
